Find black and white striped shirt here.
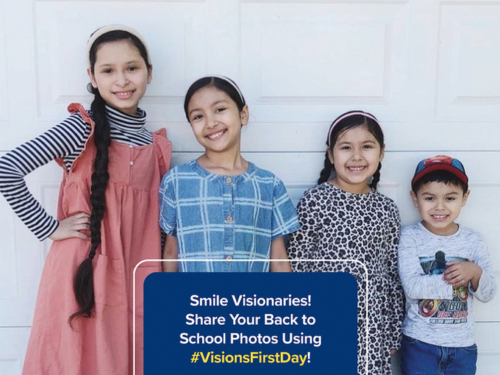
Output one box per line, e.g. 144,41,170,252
0,105,153,241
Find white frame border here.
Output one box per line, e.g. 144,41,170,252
133,259,369,374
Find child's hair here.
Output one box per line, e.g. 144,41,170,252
318,110,385,188
183,76,246,121
70,26,151,322
411,155,469,194
412,171,468,194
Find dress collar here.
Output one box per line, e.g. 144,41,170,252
190,160,257,184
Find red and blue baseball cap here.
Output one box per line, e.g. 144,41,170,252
411,155,468,189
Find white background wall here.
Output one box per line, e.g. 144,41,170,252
0,0,499,374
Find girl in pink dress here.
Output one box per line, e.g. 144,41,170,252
0,25,171,374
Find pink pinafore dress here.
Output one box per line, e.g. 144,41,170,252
22,103,172,375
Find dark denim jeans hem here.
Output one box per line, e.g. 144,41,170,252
400,334,477,375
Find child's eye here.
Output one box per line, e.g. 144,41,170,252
363,144,374,149
215,107,226,113
128,66,138,72
191,114,203,121
102,68,112,74
424,197,434,201
340,146,350,150
446,197,456,201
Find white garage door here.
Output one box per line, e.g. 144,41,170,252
0,0,498,374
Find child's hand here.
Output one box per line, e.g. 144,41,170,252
270,237,292,272
49,213,90,241
443,261,482,289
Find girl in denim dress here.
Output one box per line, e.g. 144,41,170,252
159,76,299,272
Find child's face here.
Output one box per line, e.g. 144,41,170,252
88,40,152,115
327,125,384,194
187,86,248,155
411,181,470,236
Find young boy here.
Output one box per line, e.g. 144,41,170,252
398,155,496,375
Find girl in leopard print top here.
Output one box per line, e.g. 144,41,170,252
288,111,404,375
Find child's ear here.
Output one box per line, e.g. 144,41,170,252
379,147,385,162
87,68,97,89
461,190,470,207
327,148,334,164
410,190,419,208
240,105,249,126
147,65,153,84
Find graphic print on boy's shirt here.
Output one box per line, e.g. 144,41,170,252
418,251,468,324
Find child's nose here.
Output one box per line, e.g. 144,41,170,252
352,148,362,160
435,199,446,209
206,115,218,128
116,72,129,86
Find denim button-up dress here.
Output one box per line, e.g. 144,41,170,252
159,160,300,272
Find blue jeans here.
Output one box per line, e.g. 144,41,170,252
400,335,477,375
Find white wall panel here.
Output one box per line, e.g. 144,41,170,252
240,2,411,122
0,182,18,300
0,0,8,123
383,0,500,151
0,0,39,150
476,323,500,375
436,3,500,120
0,328,30,375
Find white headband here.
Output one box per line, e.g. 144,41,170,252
327,111,380,147
87,24,151,67
207,75,245,104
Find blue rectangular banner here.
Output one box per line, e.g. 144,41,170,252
144,272,357,374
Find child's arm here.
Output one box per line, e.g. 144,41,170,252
162,234,178,272
268,176,300,271
444,233,496,302
159,170,180,273
270,236,291,272
0,114,90,240
398,227,454,300
384,202,404,352
286,190,318,272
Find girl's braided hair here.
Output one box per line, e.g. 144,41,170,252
69,29,151,323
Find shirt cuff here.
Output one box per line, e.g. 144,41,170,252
39,218,59,241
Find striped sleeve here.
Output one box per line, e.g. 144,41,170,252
0,113,89,240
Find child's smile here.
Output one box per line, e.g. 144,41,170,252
347,165,368,172
206,128,227,141
113,90,135,100
431,214,448,221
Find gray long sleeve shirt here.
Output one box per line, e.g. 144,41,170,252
398,222,496,347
